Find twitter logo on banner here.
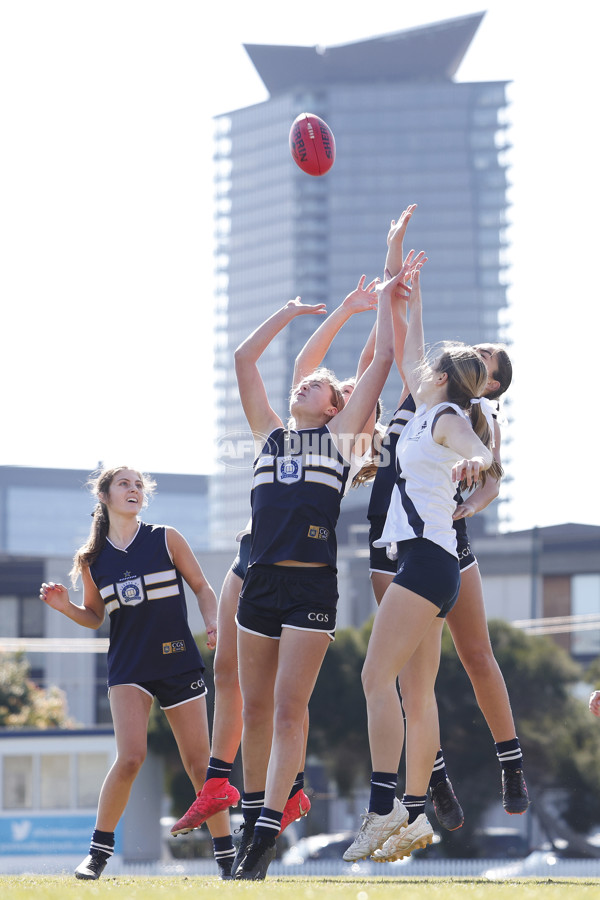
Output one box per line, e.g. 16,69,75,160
11,820,32,841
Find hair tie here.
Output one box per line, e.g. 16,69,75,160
470,397,496,448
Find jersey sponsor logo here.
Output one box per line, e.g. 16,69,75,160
116,576,144,606
408,421,428,441
308,612,329,622
277,454,302,484
308,524,330,541
162,639,186,655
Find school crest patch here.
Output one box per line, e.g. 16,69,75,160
116,576,145,606
276,454,302,485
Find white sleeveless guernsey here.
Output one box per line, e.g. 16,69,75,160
374,401,469,559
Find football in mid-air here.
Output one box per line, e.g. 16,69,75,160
289,113,335,176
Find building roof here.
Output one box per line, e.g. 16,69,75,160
244,12,486,95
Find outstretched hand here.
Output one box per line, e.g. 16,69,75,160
341,275,380,314
284,297,327,317
387,204,418,249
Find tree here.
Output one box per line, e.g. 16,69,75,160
308,618,600,856
0,652,74,728
147,640,219,818
308,624,371,795
433,620,600,855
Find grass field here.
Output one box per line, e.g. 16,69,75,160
2,876,600,900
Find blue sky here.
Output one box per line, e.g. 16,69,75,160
0,1,598,532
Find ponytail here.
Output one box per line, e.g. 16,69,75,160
434,343,503,489
70,501,110,587
467,402,503,486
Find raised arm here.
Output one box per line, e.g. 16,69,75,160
384,204,417,279
234,298,326,438
292,275,378,388
330,271,410,449
400,259,428,398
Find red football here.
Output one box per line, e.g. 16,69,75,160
289,113,335,176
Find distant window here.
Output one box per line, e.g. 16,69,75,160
572,574,600,656
3,756,33,809
77,753,108,808
40,754,71,809
0,596,18,636
21,596,45,638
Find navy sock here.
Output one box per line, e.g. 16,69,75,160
90,829,114,861
369,771,398,815
429,749,447,789
241,790,264,825
206,756,234,782
403,794,427,824
495,738,523,772
253,806,281,842
288,771,304,800
212,834,235,868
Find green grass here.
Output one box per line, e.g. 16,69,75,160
1,876,600,900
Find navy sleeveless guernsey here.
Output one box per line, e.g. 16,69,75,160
368,394,416,520
89,522,203,686
249,425,350,568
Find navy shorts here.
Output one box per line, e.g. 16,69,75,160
392,538,460,618
369,515,477,574
454,517,477,571
237,564,337,640
108,668,207,709
231,532,251,580
368,516,397,575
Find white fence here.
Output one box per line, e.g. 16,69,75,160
2,852,600,879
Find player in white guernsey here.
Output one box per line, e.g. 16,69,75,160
231,266,418,880
344,265,502,863
40,467,232,880
169,274,388,852
367,211,528,846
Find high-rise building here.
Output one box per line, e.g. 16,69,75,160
211,12,511,548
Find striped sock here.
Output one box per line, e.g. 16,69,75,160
369,771,398,815
254,807,281,841
212,834,235,870
90,829,115,861
206,756,234,782
495,738,523,771
403,794,427,824
288,772,304,799
429,749,447,789
241,790,264,825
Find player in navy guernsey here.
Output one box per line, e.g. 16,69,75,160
40,466,236,881
170,273,392,857
230,263,420,880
